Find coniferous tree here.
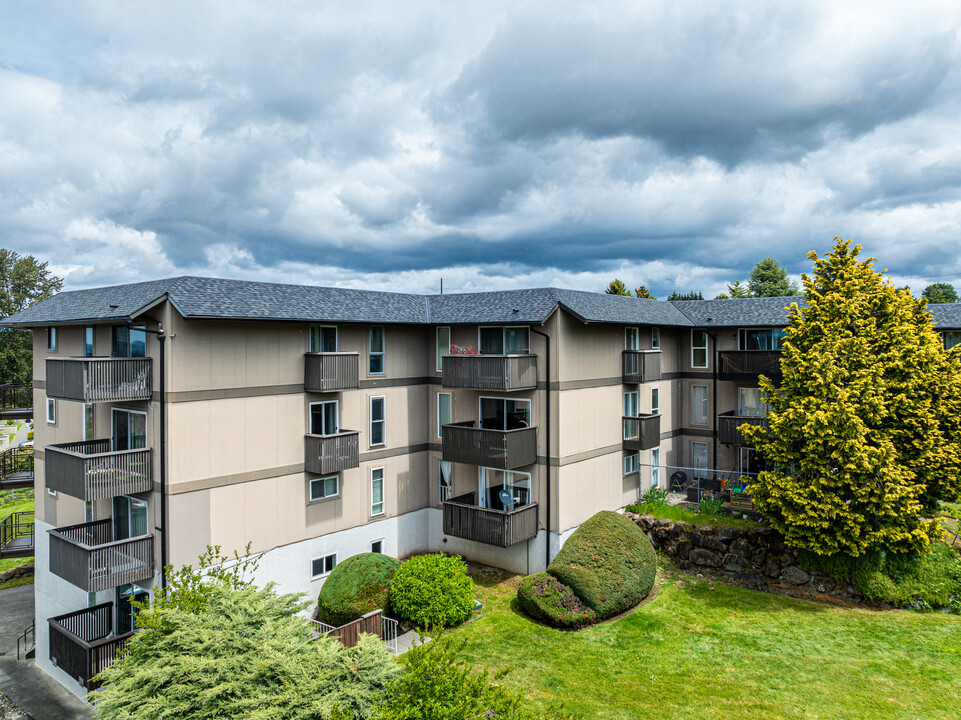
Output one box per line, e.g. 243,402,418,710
634,285,655,299
922,282,958,304
605,279,630,296
667,290,703,301
742,239,961,557
747,257,799,297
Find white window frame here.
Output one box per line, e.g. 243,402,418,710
47,327,57,350
738,387,768,418
691,329,708,368
652,327,660,350
691,385,708,426
651,387,660,415
651,448,661,488
369,326,385,375
311,553,337,580
437,392,452,439
46,398,56,424
47,487,57,497
83,326,94,357
370,538,385,554
369,396,386,447
308,474,339,503
308,400,339,436
438,459,452,504
624,390,639,418
370,467,385,517
436,326,451,372
624,453,639,476
478,396,532,430
625,327,639,351
308,325,338,353
477,467,532,509
477,326,530,355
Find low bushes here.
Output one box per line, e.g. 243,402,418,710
548,510,657,620
516,573,597,629
389,553,475,629
317,552,399,627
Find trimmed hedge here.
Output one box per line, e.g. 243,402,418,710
516,573,597,629
389,553,475,629
548,510,656,618
317,553,399,627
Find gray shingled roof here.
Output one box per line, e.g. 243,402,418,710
552,288,692,326
427,288,559,325
670,296,805,327
929,303,961,330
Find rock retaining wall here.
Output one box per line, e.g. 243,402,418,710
0,563,33,585
628,513,870,605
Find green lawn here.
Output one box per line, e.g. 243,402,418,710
452,566,961,720
0,497,34,578
625,502,761,529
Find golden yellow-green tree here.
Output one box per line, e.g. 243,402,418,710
742,239,961,557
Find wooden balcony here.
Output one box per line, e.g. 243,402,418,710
48,520,154,593
49,603,134,690
46,358,152,403
717,351,782,383
45,440,151,501
623,414,661,451
441,421,537,470
443,492,539,547
304,431,360,475
718,411,769,445
622,350,662,383
304,352,360,392
441,354,537,391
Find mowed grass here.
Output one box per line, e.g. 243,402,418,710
625,502,760,529
452,566,961,720
0,497,34,577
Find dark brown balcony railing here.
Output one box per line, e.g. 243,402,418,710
443,492,539,547
45,440,151,501
304,431,360,475
0,511,33,558
304,353,360,392
441,354,537,391
46,358,152,403
49,603,134,690
48,520,154,593
622,350,662,384
718,411,769,445
0,383,31,412
623,414,661,451
441,421,537,470
717,351,783,383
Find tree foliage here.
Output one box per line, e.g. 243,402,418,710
318,552,399,627
922,282,958,304
96,546,398,720
667,290,704,301
715,279,751,299
742,239,961,557
388,554,474,629
604,279,630,296
747,257,799,297
0,249,63,383
634,285,655,299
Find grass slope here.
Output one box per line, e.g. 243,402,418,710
454,567,961,720
626,501,761,529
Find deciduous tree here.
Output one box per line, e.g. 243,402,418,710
743,239,961,557
0,249,63,383
922,282,958,304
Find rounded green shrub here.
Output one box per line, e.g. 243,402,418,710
388,553,475,629
548,510,656,618
516,573,597,629
317,552,399,627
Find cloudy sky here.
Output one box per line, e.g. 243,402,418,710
2,1,961,298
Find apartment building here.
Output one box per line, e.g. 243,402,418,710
3,276,959,697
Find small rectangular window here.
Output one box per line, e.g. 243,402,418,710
691,385,708,426
309,325,338,353
652,327,660,350
624,453,639,476
738,387,768,417
370,396,385,446
624,391,639,418
47,327,57,350
738,328,787,351
371,467,385,516
370,539,384,554
436,327,451,372
692,442,709,479
437,393,452,438
692,330,708,368
651,388,660,415
46,398,56,424
438,459,452,504
369,327,385,374
309,475,339,502
83,403,94,441
943,331,961,350
311,554,337,579
309,401,339,436
83,327,94,357
625,327,639,351
651,448,661,488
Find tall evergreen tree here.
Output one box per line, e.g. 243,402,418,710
922,282,958,304
667,290,703,301
634,285,655,299
743,239,961,557
605,279,630,296
747,257,799,297
0,249,63,383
